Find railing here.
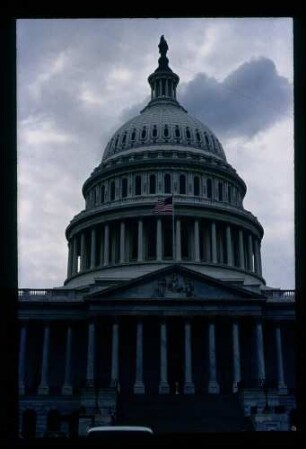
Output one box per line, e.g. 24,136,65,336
18,289,82,301
18,287,295,302
264,289,295,300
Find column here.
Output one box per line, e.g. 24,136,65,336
62,326,73,395
156,218,162,262
275,324,288,394
80,232,86,271
110,320,120,390
208,320,220,393
211,221,217,264
38,325,50,395
232,320,241,393
254,238,261,276
204,225,211,262
72,236,78,274
137,219,143,262
67,241,72,278
247,234,254,272
90,227,96,269
258,243,263,277
176,218,182,261
159,320,170,394
134,319,145,394
86,322,95,387
238,229,245,270
120,221,126,264
184,320,195,394
194,219,200,262
111,227,116,264
226,225,233,266
19,324,27,395
255,319,266,383
99,227,104,266
104,224,109,266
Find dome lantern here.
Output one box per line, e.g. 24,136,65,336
147,35,180,105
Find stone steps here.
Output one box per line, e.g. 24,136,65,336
117,394,248,433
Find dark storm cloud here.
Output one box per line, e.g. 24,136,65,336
179,57,292,138
119,58,292,140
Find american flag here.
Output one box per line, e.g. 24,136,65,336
153,196,173,214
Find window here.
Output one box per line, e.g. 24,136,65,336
228,185,232,203
101,185,105,203
115,134,119,149
194,176,200,196
135,175,142,196
218,182,223,201
204,134,209,146
179,174,186,194
149,174,156,194
122,132,127,147
162,79,166,95
195,130,201,142
175,125,181,138
164,125,169,138
207,178,212,199
122,178,128,198
186,127,191,140
110,181,115,201
164,174,171,193
141,127,147,140
131,128,136,141
152,125,158,138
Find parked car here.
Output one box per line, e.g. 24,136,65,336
86,425,154,443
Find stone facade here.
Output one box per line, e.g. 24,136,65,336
18,37,296,437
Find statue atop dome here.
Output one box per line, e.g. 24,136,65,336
158,35,168,57
156,35,171,72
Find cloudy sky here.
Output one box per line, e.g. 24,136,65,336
17,18,294,289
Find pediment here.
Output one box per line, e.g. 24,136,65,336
86,265,263,300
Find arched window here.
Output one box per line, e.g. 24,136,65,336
186,127,191,140
195,130,201,142
115,134,119,149
212,136,218,152
194,176,200,196
149,174,156,194
47,410,61,432
164,174,171,194
175,125,181,138
135,175,142,196
162,79,166,95
164,125,169,138
131,128,136,141
218,181,223,201
204,134,209,146
110,181,115,201
141,127,147,140
22,410,37,439
122,132,127,147
179,174,186,194
121,178,128,198
207,178,212,199
90,190,94,206
228,185,232,203
152,125,158,138
101,185,105,203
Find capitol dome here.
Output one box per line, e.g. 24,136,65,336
103,102,226,162
64,36,264,289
